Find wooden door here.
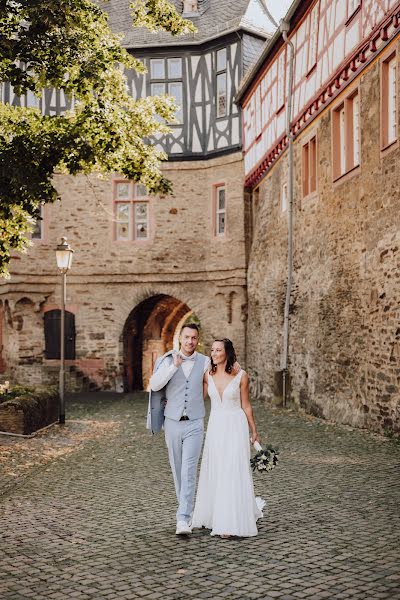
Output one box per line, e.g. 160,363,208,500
44,310,76,359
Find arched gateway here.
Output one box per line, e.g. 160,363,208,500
123,295,193,392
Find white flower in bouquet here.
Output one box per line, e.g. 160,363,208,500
251,441,279,474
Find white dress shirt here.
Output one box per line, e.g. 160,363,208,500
150,351,210,392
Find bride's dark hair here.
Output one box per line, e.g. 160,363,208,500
210,338,237,374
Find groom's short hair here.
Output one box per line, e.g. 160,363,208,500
181,323,199,333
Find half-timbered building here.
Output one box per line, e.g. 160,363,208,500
238,0,400,432
0,1,272,393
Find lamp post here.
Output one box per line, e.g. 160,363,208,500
55,237,74,425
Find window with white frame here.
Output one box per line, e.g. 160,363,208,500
254,84,262,137
32,205,44,240
150,57,183,123
114,181,150,241
332,90,360,180
216,48,227,118
277,49,286,110
381,53,398,148
307,2,319,73
302,135,317,197
352,94,360,166
281,183,288,212
215,185,226,236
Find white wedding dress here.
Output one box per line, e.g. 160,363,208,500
192,369,265,537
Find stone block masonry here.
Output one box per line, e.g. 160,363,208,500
0,152,248,392
246,50,400,434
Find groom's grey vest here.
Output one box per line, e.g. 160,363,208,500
164,353,206,421
147,351,206,433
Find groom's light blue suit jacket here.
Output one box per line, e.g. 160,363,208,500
146,351,207,434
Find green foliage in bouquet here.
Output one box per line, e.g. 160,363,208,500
250,444,279,473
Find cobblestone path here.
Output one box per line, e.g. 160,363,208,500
0,393,399,600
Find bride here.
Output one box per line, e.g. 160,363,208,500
191,338,265,537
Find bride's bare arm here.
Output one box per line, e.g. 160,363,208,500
203,371,209,399
240,372,260,444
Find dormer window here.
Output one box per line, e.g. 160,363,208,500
183,0,198,16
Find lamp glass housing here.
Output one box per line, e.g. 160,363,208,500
55,239,74,271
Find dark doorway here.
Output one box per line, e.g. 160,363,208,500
123,295,193,392
44,310,76,359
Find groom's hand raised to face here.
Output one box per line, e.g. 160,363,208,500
172,352,184,368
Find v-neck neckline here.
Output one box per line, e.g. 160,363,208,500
210,371,241,402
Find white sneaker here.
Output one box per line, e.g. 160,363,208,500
176,521,192,535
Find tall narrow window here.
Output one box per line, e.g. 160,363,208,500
332,89,360,180
150,57,183,123
214,185,226,236
254,85,262,137
352,94,360,165
339,105,346,175
382,54,398,148
277,49,286,110
307,2,319,73
114,181,150,241
32,205,44,240
302,136,317,197
216,48,227,118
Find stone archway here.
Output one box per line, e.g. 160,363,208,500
123,294,192,392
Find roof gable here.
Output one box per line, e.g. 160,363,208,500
100,0,271,48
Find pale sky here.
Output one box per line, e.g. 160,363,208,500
245,0,294,34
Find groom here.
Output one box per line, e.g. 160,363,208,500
148,323,210,535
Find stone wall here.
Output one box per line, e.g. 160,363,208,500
247,51,400,433
0,152,248,391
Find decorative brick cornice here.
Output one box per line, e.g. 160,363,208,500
245,7,400,189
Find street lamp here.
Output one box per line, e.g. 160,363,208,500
55,237,74,424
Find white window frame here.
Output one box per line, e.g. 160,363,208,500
302,135,317,197
387,56,398,146
214,185,226,237
277,49,286,110
254,84,262,138
216,48,228,118
307,2,319,73
332,86,360,181
352,94,360,166
339,105,346,176
150,57,184,124
114,181,150,242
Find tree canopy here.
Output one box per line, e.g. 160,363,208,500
0,0,195,277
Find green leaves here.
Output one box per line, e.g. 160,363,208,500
130,0,196,35
0,0,195,277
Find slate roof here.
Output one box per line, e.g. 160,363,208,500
100,0,270,48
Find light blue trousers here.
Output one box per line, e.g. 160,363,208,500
164,417,204,523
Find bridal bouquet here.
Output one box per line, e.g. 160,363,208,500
251,441,279,472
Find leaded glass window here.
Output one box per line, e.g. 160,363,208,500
215,185,226,236
216,48,227,118
149,57,184,124
114,182,150,241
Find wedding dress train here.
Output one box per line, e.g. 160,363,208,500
192,370,265,537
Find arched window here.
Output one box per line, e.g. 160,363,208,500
44,310,76,360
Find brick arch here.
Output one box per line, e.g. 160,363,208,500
122,294,192,392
